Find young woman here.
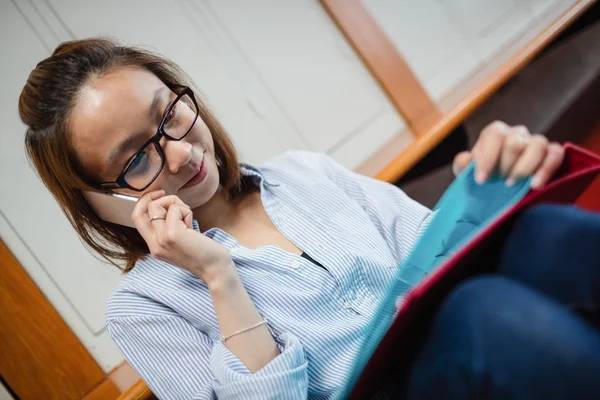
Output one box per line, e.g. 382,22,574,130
19,39,599,399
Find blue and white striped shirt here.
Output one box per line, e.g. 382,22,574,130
106,151,432,399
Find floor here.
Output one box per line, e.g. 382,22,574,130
398,19,600,210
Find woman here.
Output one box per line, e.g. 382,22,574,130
19,39,599,399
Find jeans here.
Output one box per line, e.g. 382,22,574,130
406,205,600,400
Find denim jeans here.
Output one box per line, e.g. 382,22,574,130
406,205,600,400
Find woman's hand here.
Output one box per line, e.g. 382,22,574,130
452,121,565,189
132,190,235,289
134,191,281,370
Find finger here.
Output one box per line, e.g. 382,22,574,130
471,121,507,156
531,142,565,189
498,126,531,177
149,195,191,229
163,206,193,247
132,190,165,220
175,204,194,229
171,198,193,229
506,135,549,186
164,203,192,225
473,121,509,183
131,190,165,239
183,206,193,229
452,151,473,176
149,196,191,224
151,195,190,210
165,203,184,231
174,197,192,211
148,200,169,230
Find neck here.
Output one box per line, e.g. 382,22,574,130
193,183,260,233
192,185,237,232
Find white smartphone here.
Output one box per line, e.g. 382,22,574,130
82,190,139,228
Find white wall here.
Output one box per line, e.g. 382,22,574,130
364,0,571,101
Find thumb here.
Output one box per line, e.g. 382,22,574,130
452,151,473,177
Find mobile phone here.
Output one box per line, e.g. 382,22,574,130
82,190,139,228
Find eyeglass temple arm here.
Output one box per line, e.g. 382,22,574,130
100,182,121,190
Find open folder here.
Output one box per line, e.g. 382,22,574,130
344,143,600,399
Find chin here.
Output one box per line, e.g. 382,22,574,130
179,165,220,209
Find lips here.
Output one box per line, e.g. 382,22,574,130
181,157,208,189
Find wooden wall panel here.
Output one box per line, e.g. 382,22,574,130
0,240,106,400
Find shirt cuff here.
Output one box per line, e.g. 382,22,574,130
210,333,309,399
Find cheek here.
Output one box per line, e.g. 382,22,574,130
205,127,215,148
131,174,174,198
194,118,214,147
178,169,220,208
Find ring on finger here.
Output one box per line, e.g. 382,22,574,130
149,215,166,222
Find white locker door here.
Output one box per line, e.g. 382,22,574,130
364,0,482,101
205,0,405,155
441,0,533,62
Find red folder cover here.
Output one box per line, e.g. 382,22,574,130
350,143,600,399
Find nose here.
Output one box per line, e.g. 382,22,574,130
161,137,193,174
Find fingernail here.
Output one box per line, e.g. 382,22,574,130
530,175,541,189
452,164,460,177
475,171,487,184
505,177,516,187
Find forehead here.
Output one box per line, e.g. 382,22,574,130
69,66,167,176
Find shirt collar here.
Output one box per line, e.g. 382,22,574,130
240,162,279,188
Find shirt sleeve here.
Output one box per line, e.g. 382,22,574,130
287,151,432,265
107,315,308,400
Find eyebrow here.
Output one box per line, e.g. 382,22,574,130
105,88,166,170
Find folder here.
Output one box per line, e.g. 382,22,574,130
348,143,600,399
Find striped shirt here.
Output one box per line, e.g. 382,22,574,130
106,151,432,399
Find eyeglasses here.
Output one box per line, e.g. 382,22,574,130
100,86,199,192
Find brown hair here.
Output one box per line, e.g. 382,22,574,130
19,37,241,272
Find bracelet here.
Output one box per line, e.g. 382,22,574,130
220,317,269,343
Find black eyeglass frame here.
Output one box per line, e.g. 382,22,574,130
99,86,199,192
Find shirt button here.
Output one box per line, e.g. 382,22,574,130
229,247,239,255
291,260,301,269
344,301,352,309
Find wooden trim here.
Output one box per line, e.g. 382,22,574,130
117,380,155,400
0,240,106,399
351,0,597,183
320,0,441,135
83,379,121,400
